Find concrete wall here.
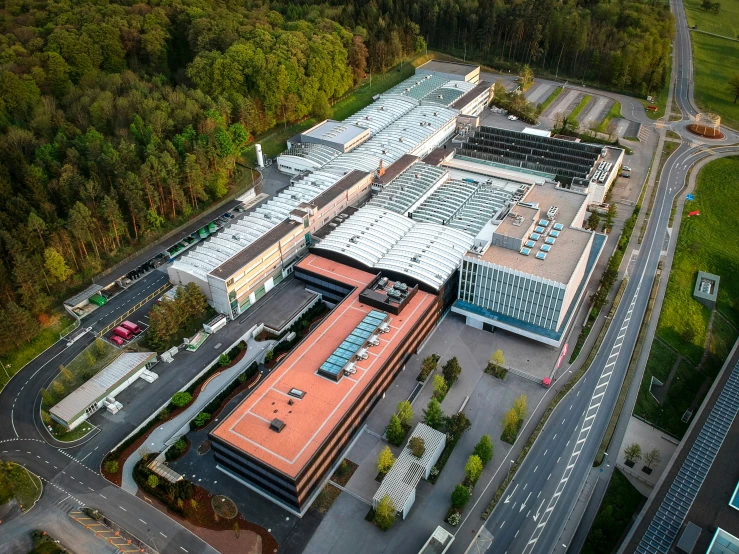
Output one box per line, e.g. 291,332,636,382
167,267,213,301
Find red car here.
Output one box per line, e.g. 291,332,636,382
110,334,124,346
120,320,141,334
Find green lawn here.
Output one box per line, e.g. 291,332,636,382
582,469,645,554
0,313,73,392
52,421,95,442
538,86,563,111
570,94,592,120
0,462,42,511
657,157,739,359
634,339,678,424
242,55,432,165
690,33,739,129
684,0,739,37
703,315,739,378
598,101,623,132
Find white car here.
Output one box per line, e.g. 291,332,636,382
623,165,632,172
508,115,518,121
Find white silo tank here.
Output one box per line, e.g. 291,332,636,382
255,144,264,168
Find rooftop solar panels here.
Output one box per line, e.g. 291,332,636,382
545,237,556,245
525,240,535,248
635,360,739,554
318,310,388,381
535,226,546,234
550,230,561,238
541,244,551,252
520,247,531,256
530,233,541,240
535,252,547,260
553,223,564,231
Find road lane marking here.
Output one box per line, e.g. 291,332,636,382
99,494,107,499
119,506,126,511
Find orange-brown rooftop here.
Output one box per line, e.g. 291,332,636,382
211,254,435,478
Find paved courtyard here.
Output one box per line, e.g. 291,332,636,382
301,314,548,554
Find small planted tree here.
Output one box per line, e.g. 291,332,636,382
644,448,661,469
147,474,159,489
219,353,230,367
396,400,413,427
432,374,448,400
376,446,395,474
374,494,396,530
445,412,472,443
418,353,440,381
171,391,192,408
487,350,506,378
501,406,520,444
265,350,274,363
465,455,484,484
451,484,471,508
409,437,425,458
623,443,642,467
442,357,462,386
473,435,494,466
193,412,211,428
385,414,405,446
104,460,119,474
512,394,528,421
423,398,445,430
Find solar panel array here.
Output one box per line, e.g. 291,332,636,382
636,359,739,554
318,310,388,380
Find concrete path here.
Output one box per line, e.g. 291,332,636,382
580,96,612,128
543,88,580,118
120,336,274,494
526,83,553,104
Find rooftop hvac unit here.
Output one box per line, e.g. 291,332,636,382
356,349,368,361
344,363,357,376
350,236,359,243
547,206,559,219
399,137,403,142
378,277,388,287
270,419,286,433
368,335,380,346
378,322,391,334
380,106,385,111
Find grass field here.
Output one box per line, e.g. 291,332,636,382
242,55,432,165
689,33,739,129
0,312,73,392
0,462,42,511
684,0,739,37
570,94,592,120
538,86,563,111
634,340,677,423
582,469,645,554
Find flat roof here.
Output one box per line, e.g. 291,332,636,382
211,254,435,478
50,352,156,423
451,81,492,109
302,119,369,146
311,170,370,209
423,147,455,167
375,154,420,185
495,204,539,240
477,183,594,284
211,218,299,279
417,60,479,76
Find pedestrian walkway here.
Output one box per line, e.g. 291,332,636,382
120,335,274,494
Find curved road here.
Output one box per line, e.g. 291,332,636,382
0,278,218,554
465,0,739,552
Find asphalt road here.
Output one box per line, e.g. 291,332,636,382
468,1,739,552
0,269,219,554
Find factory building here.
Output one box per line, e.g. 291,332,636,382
168,170,372,318
415,60,481,84
210,255,440,515
452,181,605,347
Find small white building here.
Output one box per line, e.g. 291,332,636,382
373,423,446,519
50,352,158,430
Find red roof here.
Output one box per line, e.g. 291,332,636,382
211,254,435,477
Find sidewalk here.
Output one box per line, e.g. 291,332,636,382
120,335,274,493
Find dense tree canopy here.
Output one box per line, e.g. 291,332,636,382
0,0,371,334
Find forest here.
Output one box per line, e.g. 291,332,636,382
0,0,673,354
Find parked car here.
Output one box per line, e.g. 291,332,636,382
621,173,631,178
508,115,518,121
623,165,632,172
113,326,133,340
110,334,124,346
120,320,141,335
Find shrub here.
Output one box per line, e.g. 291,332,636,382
374,494,397,530
417,353,440,381
171,391,192,408
409,437,425,458
192,412,211,429
396,400,413,426
165,438,188,461
465,455,484,484
423,398,445,430
385,414,405,446
218,353,230,367
474,435,494,466
447,511,461,526
147,474,159,489
451,484,471,508
376,446,395,474
432,374,448,400
104,460,119,474
265,350,274,363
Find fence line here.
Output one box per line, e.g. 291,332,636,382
96,283,171,338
